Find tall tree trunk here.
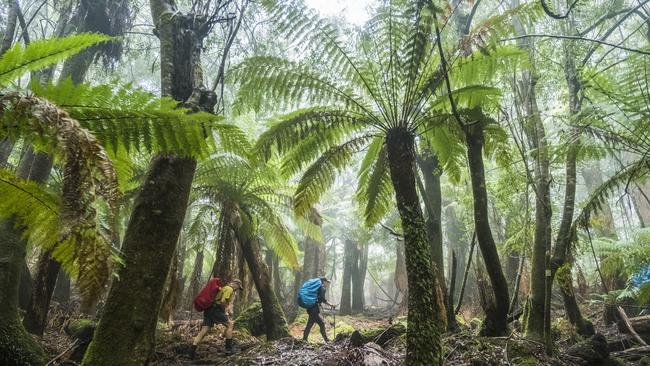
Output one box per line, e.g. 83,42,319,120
394,239,408,314
186,249,203,310
213,203,240,280
240,237,289,340
0,151,52,365
445,203,470,302
386,127,444,366
339,239,354,315
351,242,366,314
418,149,459,331
82,2,211,363
548,35,593,338
463,122,509,336
53,271,70,304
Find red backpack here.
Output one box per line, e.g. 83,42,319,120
193,277,223,312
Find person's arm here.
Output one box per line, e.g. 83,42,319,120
225,291,236,316
319,287,335,310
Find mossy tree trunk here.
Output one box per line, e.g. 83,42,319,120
239,237,289,340
463,122,509,337
82,1,213,364
386,127,444,366
0,152,52,366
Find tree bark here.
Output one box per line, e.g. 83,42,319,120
463,121,509,336
394,239,408,314
339,239,354,315
386,127,444,366
240,237,289,340
82,2,210,363
186,249,203,310
351,242,367,314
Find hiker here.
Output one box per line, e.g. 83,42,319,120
190,277,243,359
298,277,336,342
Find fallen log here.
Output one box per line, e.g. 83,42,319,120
617,314,650,343
611,345,650,361
616,306,648,346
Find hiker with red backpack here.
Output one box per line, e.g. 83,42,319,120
190,276,243,359
298,277,336,342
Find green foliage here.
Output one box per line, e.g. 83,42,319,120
32,79,249,158
0,33,112,86
194,155,301,269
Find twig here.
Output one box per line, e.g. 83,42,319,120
455,231,477,314
45,339,79,366
500,34,650,56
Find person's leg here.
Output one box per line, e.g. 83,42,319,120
314,308,329,342
224,319,238,352
193,326,210,346
303,307,317,341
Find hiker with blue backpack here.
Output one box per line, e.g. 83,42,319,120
298,277,336,342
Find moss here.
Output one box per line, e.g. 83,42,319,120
640,356,650,366
332,321,355,337
65,319,97,341
0,322,47,366
293,311,309,325
235,302,265,336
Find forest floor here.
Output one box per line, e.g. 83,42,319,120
37,302,649,366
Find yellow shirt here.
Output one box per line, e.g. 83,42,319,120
214,285,234,305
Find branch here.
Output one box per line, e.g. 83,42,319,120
379,222,403,239
500,34,650,56
540,0,580,20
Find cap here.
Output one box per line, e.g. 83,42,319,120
231,279,243,289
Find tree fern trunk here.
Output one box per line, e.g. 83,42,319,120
240,238,289,340
464,123,509,337
186,249,203,310
82,2,212,364
351,242,364,314
386,127,444,366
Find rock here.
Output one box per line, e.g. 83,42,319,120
346,342,397,366
565,333,610,365
64,318,96,343
343,324,406,348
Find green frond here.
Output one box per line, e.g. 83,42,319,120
0,33,112,86
294,135,372,216
0,169,60,250
430,85,501,111
0,169,113,307
254,107,368,161
422,124,466,183
356,142,394,226
229,56,368,115
31,80,241,158
574,157,650,230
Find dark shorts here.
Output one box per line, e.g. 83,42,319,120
202,305,229,327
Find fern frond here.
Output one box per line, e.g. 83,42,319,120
0,33,112,86
0,169,60,250
294,135,372,216
357,142,394,226
574,157,650,230
32,80,243,158
255,107,369,161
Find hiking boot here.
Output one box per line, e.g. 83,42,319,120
189,344,197,360
224,338,239,355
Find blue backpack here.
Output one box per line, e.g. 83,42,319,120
298,278,322,308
